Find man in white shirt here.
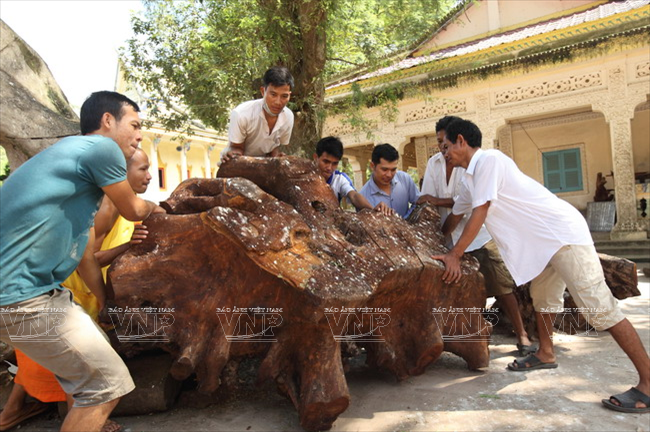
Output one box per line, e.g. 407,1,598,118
419,116,464,228
360,144,420,218
221,67,294,162
434,118,649,414
313,136,393,215
420,116,532,355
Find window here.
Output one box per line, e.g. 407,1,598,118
542,148,583,193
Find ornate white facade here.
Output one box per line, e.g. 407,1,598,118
324,0,650,239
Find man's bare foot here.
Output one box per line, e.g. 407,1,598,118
507,353,558,371
517,334,532,347
101,418,123,432
0,402,50,431
602,387,650,412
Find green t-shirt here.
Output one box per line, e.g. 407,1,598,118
0,135,126,306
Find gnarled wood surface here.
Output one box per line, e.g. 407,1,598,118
108,156,491,431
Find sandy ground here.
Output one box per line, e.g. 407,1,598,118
13,272,650,432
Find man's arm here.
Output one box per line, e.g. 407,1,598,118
417,195,454,207
95,224,149,267
222,142,245,162
93,196,149,267
93,196,118,252
441,212,463,236
347,190,373,211
432,202,490,284
373,201,395,216
102,180,165,221
76,228,108,309
408,175,421,205
267,146,286,157
346,190,395,216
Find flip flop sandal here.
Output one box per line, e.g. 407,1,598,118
602,387,650,414
0,402,50,431
507,353,558,372
516,343,538,356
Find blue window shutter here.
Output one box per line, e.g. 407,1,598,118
543,148,583,193
561,149,582,191
543,152,562,192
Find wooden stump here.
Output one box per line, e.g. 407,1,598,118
107,157,492,430
112,353,183,416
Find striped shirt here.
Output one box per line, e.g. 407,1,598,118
327,170,356,202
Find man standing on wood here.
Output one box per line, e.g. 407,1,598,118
433,118,649,414
221,66,294,162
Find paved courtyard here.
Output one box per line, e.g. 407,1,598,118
16,271,650,432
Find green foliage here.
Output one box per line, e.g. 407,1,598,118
120,0,453,150
327,81,409,140
0,147,10,185
325,0,454,78
406,167,419,187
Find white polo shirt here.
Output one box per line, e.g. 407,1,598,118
421,152,490,252
454,149,593,285
327,170,356,202
224,98,294,157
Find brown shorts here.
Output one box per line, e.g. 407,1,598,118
0,289,134,407
469,240,515,297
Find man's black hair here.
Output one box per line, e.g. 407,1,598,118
435,115,463,133
315,136,343,159
263,66,294,90
445,118,482,148
371,143,399,165
80,91,140,135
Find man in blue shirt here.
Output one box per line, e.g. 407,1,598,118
0,91,165,431
313,136,392,215
360,144,420,218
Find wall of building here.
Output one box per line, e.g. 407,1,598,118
325,31,650,237
511,114,613,210
498,0,596,32
414,0,597,55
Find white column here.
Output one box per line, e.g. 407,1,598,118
497,124,513,157
204,145,213,178
607,112,644,239
148,135,161,199
180,141,189,181
414,137,428,180
595,67,646,239
346,156,363,190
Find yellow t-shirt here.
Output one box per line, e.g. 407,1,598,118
61,216,135,320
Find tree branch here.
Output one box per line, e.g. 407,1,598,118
328,57,363,66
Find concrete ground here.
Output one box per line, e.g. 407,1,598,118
14,271,650,432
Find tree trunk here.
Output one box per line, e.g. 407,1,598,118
107,157,491,431
272,0,328,157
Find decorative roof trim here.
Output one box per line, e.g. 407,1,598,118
326,3,649,98
412,0,609,57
